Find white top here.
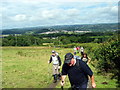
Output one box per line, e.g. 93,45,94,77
80,47,84,52
56,52,59,56
82,57,88,63
52,56,59,65
73,48,77,51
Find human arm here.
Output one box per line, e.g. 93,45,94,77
58,56,62,66
48,56,52,64
90,75,96,88
80,61,96,88
61,64,68,86
60,75,66,86
87,57,91,64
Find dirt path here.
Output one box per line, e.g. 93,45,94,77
87,80,92,88
47,80,91,89
48,80,60,89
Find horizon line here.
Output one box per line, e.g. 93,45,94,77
1,22,117,30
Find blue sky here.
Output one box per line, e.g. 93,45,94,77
1,0,119,29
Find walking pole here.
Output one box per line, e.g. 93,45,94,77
61,86,64,90
61,81,64,90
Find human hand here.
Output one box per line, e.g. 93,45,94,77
58,66,60,69
92,82,96,88
48,61,50,64
60,81,65,86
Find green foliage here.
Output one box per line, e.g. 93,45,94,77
2,31,115,46
2,35,43,46
94,34,120,87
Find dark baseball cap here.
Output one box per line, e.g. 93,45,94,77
74,52,76,55
64,53,74,64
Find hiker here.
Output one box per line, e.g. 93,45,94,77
81,53,91,64
55,52,61,79
73,52,81,60
73,46,77,53
48,50,62,83
76,46,80,53
60,53,96,89
80,46,84,56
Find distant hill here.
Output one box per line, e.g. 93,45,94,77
2,23,118,35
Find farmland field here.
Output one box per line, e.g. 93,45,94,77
2,46,117,88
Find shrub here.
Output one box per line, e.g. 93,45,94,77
94,34,120,87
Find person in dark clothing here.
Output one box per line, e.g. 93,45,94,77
60,53,96,89
48,50,62,83
81,53,91,64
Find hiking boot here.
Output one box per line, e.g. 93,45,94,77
53,74,57,83
57,74,61,80
59,77,61,80
57,77,61,80
53,80,57,83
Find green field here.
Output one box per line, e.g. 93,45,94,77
2,47,117,88
2,47,72,88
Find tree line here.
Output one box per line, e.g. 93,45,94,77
2,32,114,46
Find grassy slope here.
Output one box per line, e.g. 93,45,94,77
2,47,117,88
90,64,117,88
2,47,72,88
56,64,117,88
2,47,51,88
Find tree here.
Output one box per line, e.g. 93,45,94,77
59,36,71,44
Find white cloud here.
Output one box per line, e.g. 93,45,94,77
66,8,80,16
29,8,80,21
111,6,118,13
29,9,63,21
42,10,54,19
10,14,27,21
1,0,118,29
0,7,7,12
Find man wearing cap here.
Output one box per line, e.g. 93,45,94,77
48,50,61,83
60,53,96,89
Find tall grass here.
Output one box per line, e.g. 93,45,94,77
2,46,117,88
2,47,72,88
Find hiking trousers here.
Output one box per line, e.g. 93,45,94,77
71,83,87,90
52,64,59,75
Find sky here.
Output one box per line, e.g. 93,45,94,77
1,0,119,29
